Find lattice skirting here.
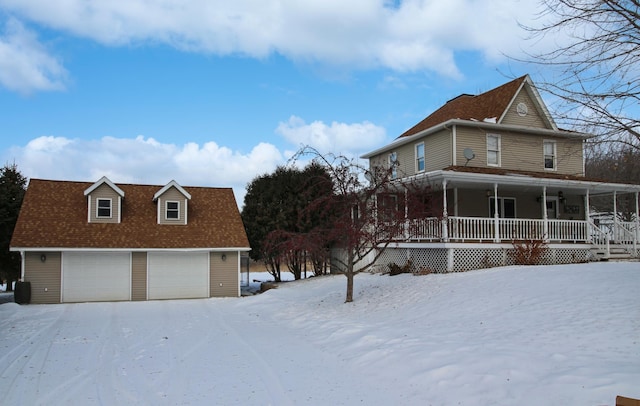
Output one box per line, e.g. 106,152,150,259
368,246,593,274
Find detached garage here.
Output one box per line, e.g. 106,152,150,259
10,177,250,304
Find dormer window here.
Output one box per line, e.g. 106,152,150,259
166,201,180,220
96,198,112,218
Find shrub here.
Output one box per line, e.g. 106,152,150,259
510,238,548,265
387,260,414,275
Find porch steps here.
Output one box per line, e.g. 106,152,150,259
592,245,637,261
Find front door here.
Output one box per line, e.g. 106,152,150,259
546,199,558,219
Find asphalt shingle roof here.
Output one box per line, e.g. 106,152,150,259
399,75,527,138
11,179,250,250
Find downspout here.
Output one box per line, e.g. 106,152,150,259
613,191,618,242
20,250,25,281
493,183,499,243
542,186,548,241
635,192,639,254
442,179,449,242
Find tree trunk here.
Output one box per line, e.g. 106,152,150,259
345,271,354,303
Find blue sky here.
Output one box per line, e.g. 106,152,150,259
0,0,556,206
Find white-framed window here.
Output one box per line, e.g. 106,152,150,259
96,198,112,218
166,201,180,220
487,134,501,166
489,197,516,218
543,140,557,170
415,143,425,172
388,151,398,179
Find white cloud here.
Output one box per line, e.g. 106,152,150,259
0,18,67,94
9,135,284,207
0,0,545,80
276,115,387,156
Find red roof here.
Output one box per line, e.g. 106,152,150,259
399,75,527,138
11,179,250,250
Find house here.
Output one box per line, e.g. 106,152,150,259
361,75,640,273
10,177,250,303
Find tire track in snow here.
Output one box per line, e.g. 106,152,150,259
211,303,295,406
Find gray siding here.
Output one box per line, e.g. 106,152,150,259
455,126,584,176
210,251,239,297
370,129,453,178
425,129,452,172
157,187,188,225
88,183,121,223
131,251,147,301
502,90,549,128
24,251,61,304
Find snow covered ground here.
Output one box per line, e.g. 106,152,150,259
0,262,638,405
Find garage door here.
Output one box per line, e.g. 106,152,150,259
148,252,209,300
63,252,131,302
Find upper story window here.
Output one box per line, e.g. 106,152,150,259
388,151,398,179
487,134,501,166
415,143,425,172
96,198,112,218
166,201,180,220
543,140,557,170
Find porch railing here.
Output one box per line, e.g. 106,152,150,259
402,216,590,243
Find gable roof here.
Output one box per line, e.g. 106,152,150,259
11,179,250,250
153,180,191,201
83,176,125,197
398,74,555,139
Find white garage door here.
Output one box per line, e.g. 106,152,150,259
63,252,131,302
148,252,209,300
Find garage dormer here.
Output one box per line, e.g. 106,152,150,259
153,180,191,225
84,176,125,223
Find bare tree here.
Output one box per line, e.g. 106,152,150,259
293,147,431,303
585,143,640,220
521,0,640,148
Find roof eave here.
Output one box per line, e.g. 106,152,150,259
410,169,640,194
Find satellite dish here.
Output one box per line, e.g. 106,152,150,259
463,148,475,160
463,148,475,166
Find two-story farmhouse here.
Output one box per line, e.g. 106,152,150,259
362,75,640,273
10,176,250,303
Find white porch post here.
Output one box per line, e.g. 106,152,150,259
542,186,548,241
585,189,591,242
442,180,448,242
493,183,499,243
613,191,618,242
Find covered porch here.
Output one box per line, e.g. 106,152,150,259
393,167,640,259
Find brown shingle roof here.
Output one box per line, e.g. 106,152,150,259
11,179,250,250
399,75,527,138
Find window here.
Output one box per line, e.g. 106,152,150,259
166,201,179,220
543,140,556,170
96,198,112,218
388,151,398,179
378,193,399,222
415,143,425,172
487,134,501,166
489,197,516,218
